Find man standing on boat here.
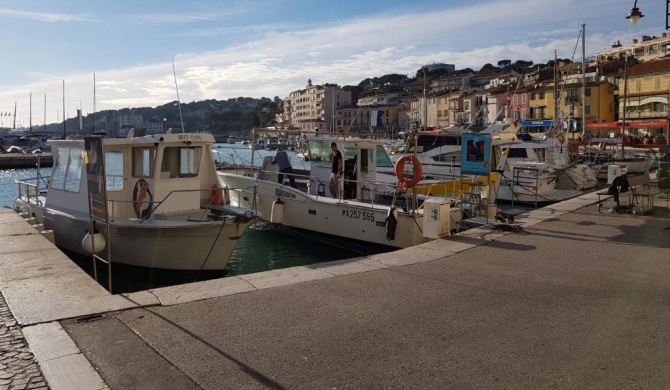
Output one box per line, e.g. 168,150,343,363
329,142,343,198
271,148,296,188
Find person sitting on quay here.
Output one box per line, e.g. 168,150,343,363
271,148,296,188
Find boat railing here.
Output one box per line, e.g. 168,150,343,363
15,175,50,206
106,185,257,223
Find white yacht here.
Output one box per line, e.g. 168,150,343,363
218,136,470,250
15,130,256,271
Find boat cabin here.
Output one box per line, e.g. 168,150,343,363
306,137,394,201
46,132,221,220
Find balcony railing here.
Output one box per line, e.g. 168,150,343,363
624,111,669,119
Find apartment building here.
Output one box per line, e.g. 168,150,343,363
118,114,143,128
282,79,351,132
595,33,670,64
617,58,670,138
334,105,399,134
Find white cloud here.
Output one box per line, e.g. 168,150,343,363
0,0,664,125
0,7,95,22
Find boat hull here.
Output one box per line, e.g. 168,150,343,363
42,208,251,271
219,173,443,249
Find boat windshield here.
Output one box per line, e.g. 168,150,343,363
307,140,333,163
408,134,460,153
375,145,393,168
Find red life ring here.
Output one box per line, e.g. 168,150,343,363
211,184,224,205
395,155,423,188
557,134,566,145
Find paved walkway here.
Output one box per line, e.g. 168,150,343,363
0,292,48,390
2,193,670,389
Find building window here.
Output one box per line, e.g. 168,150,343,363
513,95,518,104
522,94,527,103
521,109,527,120
584,88,591,97
585,105,591,115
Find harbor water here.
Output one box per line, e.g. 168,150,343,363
0,144,363,293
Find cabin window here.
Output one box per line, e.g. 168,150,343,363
375,145,394,168
160,146,201,178
359,148,370,174
50,147,69,190
63,148,82,193
507,148,528,158
132,147,155,178
105,151,124,191
432,152,460,162
307,140,332,163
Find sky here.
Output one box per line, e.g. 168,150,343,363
0,0,666,127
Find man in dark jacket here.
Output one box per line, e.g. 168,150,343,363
271,149,296,188
329,142,343,197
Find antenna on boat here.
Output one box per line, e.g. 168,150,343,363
171,59,186,132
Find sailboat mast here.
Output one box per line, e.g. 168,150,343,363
554,50,558,133
93,73,96,133
13,102,16,129
62,80,66,138
581,23,586,138
44,94,47,132
29,93,32,132
621,57,629,158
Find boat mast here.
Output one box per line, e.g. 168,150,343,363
93,73,96,133
554,50,559,135
423,70,428,130
62,80,66,138
581,23,586,139
44,94,47,132
29,93,32,132
171,59,185,132
13,102,16,129
621,56,629,158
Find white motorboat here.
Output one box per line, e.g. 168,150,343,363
14,130,256,271
390,127,463,180
218,136,471,251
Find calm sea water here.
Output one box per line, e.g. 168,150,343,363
0,144,361,293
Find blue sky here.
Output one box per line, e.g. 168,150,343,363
0,0,666,127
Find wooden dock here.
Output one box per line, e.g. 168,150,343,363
0,153,53,169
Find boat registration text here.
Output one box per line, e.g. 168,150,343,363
342,209,375,222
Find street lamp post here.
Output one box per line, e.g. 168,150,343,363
626,0,645,25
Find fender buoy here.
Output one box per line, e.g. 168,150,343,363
395,155,422,188
211,184,224,205
557,134,566,145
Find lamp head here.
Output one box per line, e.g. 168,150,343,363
626,6,644,26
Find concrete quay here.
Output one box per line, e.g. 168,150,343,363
0,154,52,169
1,192,669,389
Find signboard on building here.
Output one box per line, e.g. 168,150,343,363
461,133,491,175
